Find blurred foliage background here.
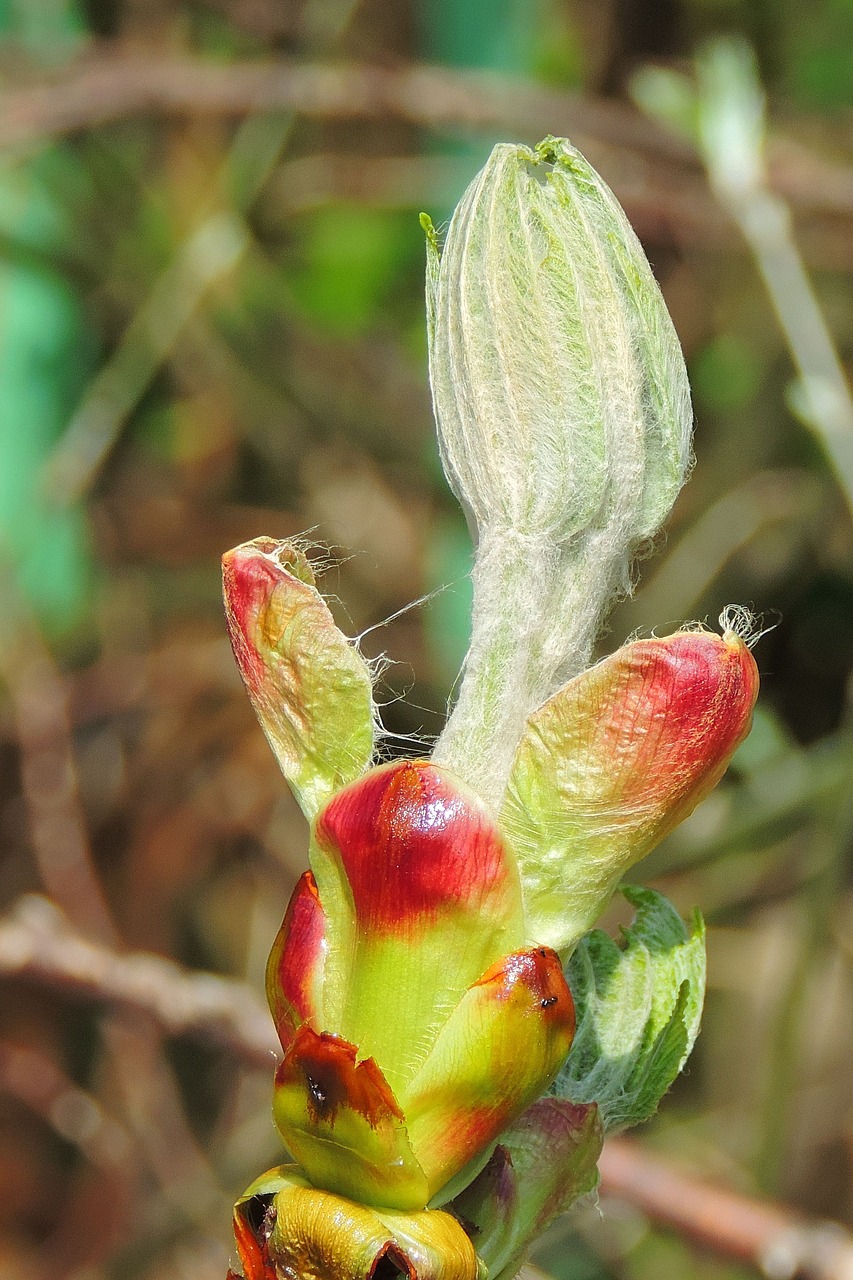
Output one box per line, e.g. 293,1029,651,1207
2,1,853,1278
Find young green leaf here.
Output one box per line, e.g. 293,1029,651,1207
553,887,705,1131
451,1098,603,1280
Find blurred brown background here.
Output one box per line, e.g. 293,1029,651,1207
2,1,853,1278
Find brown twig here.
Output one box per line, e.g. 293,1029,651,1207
0,601,252,1273
0,580,117,944
4,892,853,1280
0,1041,132,1168
0,1042,138,1276
101,1015,234,1225
0,894,278,1067
0,53,690,159
598,1140,853,1280
1,50,853,236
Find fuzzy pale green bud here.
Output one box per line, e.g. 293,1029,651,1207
425,138,693,810
425,138,691,544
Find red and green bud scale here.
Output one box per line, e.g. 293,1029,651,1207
222,537,757,1280
221,136,760,1280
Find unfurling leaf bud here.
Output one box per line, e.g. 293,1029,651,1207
424,137,693,810
226,136,758,1280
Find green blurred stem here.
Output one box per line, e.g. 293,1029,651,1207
44,211,249,504
727,192,853,509
696,52,853,1182
697,40,853,518
44,113,290,505
44,0,364,506
756,779,853,1192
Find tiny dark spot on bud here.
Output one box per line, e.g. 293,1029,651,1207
243,1192,275,1237
307,1075,327,1109
541,996,558,1009
369,1245,415,1280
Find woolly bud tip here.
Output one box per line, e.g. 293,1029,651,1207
424,137,694,811
423,136,692,549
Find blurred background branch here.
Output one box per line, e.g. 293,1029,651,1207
0,895,277,1066
2,52,853,232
